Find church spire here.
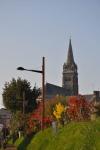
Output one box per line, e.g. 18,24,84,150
67,38,74,64
62,38,78,95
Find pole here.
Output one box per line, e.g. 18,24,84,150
23,91,25,115
17,57,45,130
41,57,45,130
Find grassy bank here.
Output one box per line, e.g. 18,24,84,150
15,118,100,150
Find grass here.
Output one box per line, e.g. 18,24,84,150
11,134,34,150
15,118,100,150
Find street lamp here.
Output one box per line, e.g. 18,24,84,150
17,57,45,130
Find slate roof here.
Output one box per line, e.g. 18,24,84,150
83,94,94,102
45,83,100,102
45,83,68,99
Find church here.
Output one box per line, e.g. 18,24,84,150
45,39,79,99
44,39,100,101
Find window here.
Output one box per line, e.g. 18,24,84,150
65,77,71,81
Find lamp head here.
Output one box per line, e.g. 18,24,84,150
17,67,25,71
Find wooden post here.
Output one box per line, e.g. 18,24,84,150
23,91,25,115
41,57,45,130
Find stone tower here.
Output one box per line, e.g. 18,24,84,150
62,39,78,95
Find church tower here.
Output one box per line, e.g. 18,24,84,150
62,39,78,95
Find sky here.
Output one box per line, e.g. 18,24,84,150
0,0,100,108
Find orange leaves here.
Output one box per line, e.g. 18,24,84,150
67,95,91,120
28,102,52,132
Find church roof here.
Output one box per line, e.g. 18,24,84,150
44,83,100,102
45,83,68,99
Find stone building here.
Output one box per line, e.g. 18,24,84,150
36,39,100,102
62,39,78,95
45,39,78,99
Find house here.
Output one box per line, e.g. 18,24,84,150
0,108,12,127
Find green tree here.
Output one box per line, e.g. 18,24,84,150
9,111,29,137
2,77,40,113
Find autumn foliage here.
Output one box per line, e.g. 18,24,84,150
53,102,65,120
67,95,91,121
27,95,91,134
28,102,52,133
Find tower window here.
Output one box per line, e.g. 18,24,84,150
65,77,71,81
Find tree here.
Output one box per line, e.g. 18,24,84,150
67,95,91,121
45,95,68,117
28,102,52,132
9,111,29,137
2,77,40,113
53,102,65,120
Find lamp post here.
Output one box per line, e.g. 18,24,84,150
22,91,25,115
17,57,45,130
